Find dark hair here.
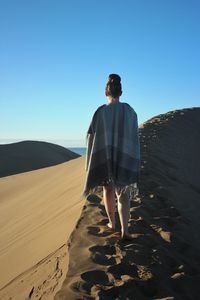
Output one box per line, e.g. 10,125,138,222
105,74,122,98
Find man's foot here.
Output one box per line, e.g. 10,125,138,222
107,222,115,231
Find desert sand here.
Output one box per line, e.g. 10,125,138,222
0,155,85,300
55,107,200,300
1,107,200,300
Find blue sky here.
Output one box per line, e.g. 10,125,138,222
1,0,199,147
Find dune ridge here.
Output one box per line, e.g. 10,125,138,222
55,107,200,300
0,140,79,178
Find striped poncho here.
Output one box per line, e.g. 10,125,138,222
83,101,141,197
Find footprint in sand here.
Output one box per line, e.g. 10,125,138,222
107,262,138,279
81,270,110,285
150,224,172,243
87,225,116,237
89,245,116,266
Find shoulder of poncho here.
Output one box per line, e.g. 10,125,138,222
122,102,137,114
95,104,106,113
92,104,106,118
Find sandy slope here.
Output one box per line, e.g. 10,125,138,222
55,107,200,300
0,156,85,300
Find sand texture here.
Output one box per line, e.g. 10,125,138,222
55,107,200,300
0,156,85,300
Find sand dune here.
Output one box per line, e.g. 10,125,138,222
55,107,200,300
0,140,79,178
0,156,85,300
1,107,200,300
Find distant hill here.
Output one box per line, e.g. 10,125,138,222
0,140,80,177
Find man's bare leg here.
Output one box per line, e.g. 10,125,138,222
103,185,116,230
116,188,131,239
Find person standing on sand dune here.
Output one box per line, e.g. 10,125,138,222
83,74,141,240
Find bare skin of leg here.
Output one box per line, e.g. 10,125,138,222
103,185,116,230
116,189,132,239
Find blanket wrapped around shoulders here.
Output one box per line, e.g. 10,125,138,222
83,101,141,197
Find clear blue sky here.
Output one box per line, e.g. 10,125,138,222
1,0,199,147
